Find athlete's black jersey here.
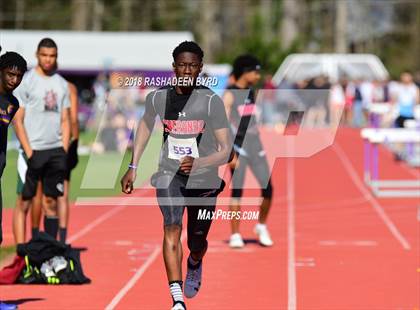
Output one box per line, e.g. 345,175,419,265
0,93,19,177
225,85,259,146
144,86,228,177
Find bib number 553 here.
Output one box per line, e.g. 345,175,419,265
173,146,192,155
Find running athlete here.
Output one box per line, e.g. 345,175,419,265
13,38,70,245
121,41,231,310
30,81,79,243
223,54,274,248
0,48,27,310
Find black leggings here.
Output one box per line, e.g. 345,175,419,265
154,172,222,252
231,137,273,199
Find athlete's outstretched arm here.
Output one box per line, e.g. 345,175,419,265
180,127,231,174
121,112,156,193
222,90,234,120
222,90,238,168
130,113,155,167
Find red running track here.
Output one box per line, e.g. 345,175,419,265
0,128,418,309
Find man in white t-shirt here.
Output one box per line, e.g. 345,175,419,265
391,71,419,161
13,38,70,245
392,71,419,128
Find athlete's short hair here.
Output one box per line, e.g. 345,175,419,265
172,41,204,62
232,54,261,79
0,46,27,73
37,38,58,51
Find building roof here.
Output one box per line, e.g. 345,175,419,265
273,53,389,84
0,30,194,71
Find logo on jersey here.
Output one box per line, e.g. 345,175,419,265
7,104,14,114
44,90,58,112
237,103,256,116
56,182,64,193
0,104,14,124
178,112,186,117
163,119,205,135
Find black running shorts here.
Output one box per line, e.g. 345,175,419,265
22,147,67,200
152,171,225,252
231,136,273,199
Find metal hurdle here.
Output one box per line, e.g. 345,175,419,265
361,128,420,198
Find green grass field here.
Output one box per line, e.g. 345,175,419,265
1,131,161,209
0,131,161,264
0,245,16,263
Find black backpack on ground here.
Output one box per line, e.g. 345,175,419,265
16,232,91,285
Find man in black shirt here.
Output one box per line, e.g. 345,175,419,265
223,55,274,248
0,48,27,310
121,41,231,310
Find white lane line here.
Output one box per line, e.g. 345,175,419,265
67,205,126,244
75,196,270,206
105,231,188,309
318,240,378,247
295,257,315,268
332,143,411,250
105,246,161,310
69,187,154,243
297,196,368,210
287,156,297,310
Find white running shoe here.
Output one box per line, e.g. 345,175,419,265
184,258,202,298
40,261,56,278
229,233,245,248
49,256,68,274
171,301,186,310
254,224,274,247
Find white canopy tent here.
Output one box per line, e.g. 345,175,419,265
272,54,389,85
0,30,194,71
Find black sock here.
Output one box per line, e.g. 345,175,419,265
59,227,67,244
44,216,59,239
16,243,25,254
187,255,202,269
31,227,39,239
